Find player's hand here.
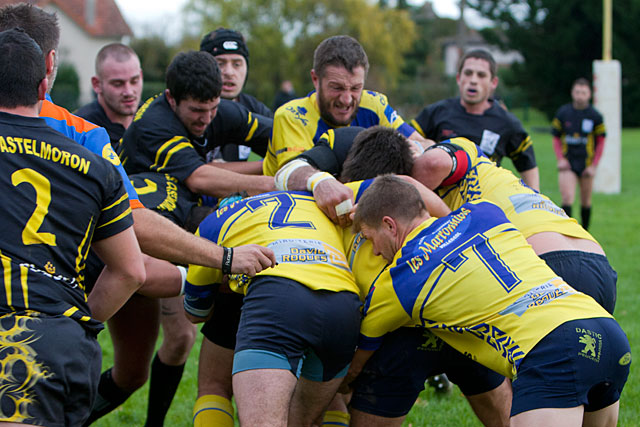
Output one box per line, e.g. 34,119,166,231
582,165,597,177
338,373,355,394
231,244,276,276
557,158,570,171
313,178,354,228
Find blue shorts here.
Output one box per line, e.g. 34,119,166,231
350,327,505,418
511,317,630,416
233,276,361,381
0,311,101,426
540,250,617,314
200,288,244,349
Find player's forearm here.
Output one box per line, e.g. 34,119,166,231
552,136,564,160
133,208,224,268
209,160,264,175
186,163,275,197
519,167,540,191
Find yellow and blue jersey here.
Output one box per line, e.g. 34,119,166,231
359,199,610,378
434,137,595,241
186,188,368,292
0,111,133,331
263,90,415,176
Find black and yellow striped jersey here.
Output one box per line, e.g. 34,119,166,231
119,94,269,182
0,111,133,329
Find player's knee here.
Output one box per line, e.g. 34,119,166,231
160,327,197,360
116,370,149,391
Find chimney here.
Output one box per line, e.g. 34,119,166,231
85,0,95,27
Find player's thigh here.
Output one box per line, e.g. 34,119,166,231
511,406,584,427
197,337,234,398
108,294,160,385
583,400,619,427
197,288,243,397
289,376,344,425
558,169,577,203
232,368,297,426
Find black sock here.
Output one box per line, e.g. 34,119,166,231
144,353,185,427
581,206,591,230
83,368,133,426
562,204,572,217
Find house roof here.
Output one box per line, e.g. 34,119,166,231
0,0,133,37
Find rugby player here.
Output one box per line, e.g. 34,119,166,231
346,175,629,427
411,49,539,190
0,28,145,425
262,34,427,177
552,77,606,230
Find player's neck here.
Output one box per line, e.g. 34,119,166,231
461,99,491,115
0,104,40,118
100,98,134,129
572,101,589,110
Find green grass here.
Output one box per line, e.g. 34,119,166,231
95,119,640,426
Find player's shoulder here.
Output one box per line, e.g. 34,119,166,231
237,93,273,118
131,94,184,135
41,98,100,134
359,90,392,110
275,94,315,117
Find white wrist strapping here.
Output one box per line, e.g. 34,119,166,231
177,265,187,296
306,171,335,192
274,159,310,191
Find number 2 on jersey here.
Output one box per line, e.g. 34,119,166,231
246,193,315,230
11,168,57,246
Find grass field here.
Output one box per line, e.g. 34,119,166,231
95,113,640,426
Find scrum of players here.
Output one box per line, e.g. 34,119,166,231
0,3,629,427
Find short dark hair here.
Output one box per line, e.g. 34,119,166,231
95,43,138,75
458,49,497,78
0,3,59,55
313,35,369,78
572,77,591,89
165,51,222,104
340,126,414,182
0,28,45,108
353,175,426,232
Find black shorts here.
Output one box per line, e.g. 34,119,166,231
512,317,630,416
233,276,361,381
0,311,101,426
200,288,244,349
540,250,617,314
350,327,505,418
567,154,587,176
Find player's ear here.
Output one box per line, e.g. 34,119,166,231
382,216,397,234
311,69,320,90
37,77,48,101
165,89,177,110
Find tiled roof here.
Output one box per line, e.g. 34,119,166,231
0,0,133,37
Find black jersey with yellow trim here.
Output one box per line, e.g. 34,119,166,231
551,103,605,161
296,127,365,177
411,97,536,172
120,94,270,182
0,111,133,329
